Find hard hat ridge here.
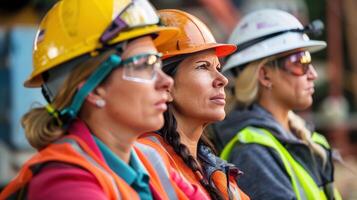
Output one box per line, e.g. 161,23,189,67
223,9,326,72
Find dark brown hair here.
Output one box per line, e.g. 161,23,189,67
159,58,224,200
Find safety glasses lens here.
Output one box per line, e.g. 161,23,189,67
123,54,162,83
278,51,312,76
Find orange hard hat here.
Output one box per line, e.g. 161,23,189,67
156,9,237,60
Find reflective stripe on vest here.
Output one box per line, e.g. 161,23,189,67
311,132,330,149
0,135,143,200
311,133,342,200
143,135,183,172
221,127,328,200
135,142,179,200
55,137,121,200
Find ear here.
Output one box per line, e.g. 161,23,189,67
258,66,272,89
78,81,107,106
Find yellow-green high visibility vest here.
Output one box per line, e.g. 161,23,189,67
221,126,342,200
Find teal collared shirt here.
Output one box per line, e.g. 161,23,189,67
93,136,153,200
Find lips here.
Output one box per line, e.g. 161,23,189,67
210,93,226,105
306,84,315,94
154,99,168,111
307,87,314,94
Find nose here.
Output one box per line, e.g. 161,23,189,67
307,64,318,80
155,69,173,91
213,71,228,88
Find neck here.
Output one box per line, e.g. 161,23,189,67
92,126,136,163
83,114,137,163
259,98,290,131
173,111,205,159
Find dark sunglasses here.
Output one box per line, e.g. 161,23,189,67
269,51,312,76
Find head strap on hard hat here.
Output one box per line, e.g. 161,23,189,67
235,19,324,54
41,54,91,103
59,54,122,126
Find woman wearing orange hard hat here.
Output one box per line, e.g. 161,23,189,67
138,9,250,200
0,0,205,199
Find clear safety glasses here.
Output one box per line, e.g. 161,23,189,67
122,53,163,83
269,51,313,76
100,0,160,43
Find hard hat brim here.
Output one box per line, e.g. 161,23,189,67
162,43,237,60
223,40,326,72
24,25,180,88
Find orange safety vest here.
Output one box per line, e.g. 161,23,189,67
0,134,169,200
135,142,194,200
138,133,250,200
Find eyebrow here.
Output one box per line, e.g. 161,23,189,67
195,60,221,69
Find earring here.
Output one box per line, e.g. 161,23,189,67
95,99,106,108
266,83,272,90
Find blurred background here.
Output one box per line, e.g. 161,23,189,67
0,0,356,199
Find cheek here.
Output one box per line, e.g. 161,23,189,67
288,79,313,108
174,75,210,107
292,79,308,96
273,76,298,102
172,73,225,121
105,81,163,129
105,70,154,110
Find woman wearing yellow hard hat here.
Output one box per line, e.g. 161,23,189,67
138,9,250,200
213,9,342,200
0,0,203,199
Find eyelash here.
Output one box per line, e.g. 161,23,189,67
196,64,208,70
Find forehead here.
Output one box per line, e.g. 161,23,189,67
121,36,157,59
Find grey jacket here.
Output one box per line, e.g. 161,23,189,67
211,104,335,200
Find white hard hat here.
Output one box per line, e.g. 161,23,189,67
223,9,327,72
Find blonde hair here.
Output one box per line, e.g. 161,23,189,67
233,59,327,163
22,50,115,150
288,111,327,164
234,60,264,107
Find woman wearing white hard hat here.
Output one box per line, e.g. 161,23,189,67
213,9,342,200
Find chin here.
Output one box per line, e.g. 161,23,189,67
150,117,165,131
294,100,313,110
204,111,226,123
138,116,164,133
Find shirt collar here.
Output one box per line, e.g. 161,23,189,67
93,135,149,185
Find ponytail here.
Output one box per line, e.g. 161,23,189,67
159,107,224,200
288,111,327,165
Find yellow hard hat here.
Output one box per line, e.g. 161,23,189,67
25,0,179,87
156,9,237,60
